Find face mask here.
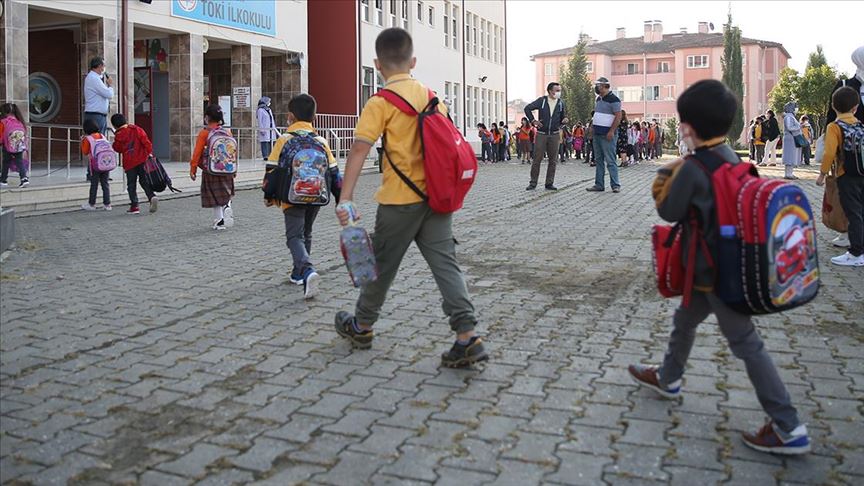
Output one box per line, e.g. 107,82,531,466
550,92,560,100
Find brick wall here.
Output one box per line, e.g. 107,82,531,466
28,29,82,163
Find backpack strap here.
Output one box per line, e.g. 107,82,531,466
375,89,419,116
381,136,428,203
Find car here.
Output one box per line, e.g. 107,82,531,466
776,226,809,285
293,177,323,196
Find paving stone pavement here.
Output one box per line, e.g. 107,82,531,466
1,159,862,485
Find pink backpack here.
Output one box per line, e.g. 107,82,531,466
1,117,27,153
86,135,117,172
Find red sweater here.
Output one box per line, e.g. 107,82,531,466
112,124,152,170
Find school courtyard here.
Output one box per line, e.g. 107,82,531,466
0,160,861,485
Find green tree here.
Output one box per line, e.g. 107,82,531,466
806,45,827,70
798,63,837,136
559,40,594,126
721,13,744,144
663,118,678,150
769,67,800,115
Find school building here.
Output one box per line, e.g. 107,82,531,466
308,0,507,144
531,20,790,142
0,0,507,168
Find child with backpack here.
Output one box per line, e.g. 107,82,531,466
80,119,116,211
111,114,158,215
631,80,811,455
264,93,341,299
333,27,486,368
817,86,864,267
190,104,237,230
0,103,29,188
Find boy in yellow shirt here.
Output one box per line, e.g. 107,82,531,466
816,86,864,267
333,28,487,368
266,94,339,298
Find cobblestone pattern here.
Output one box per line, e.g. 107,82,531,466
1,160,862,485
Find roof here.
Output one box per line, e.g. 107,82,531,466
531,32,791,60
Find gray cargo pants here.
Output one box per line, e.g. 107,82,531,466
355,202,477,334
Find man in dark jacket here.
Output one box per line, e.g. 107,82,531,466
761,111,781,166
524,82,568,190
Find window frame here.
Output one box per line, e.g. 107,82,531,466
389,0,398,27
645,85,661,101
361,66,375,107
586,61,593,73
416,0,423,21
401,0,409,28
361,0,370,22
626,63,639,75
444,2,449,46
428,5,434,26
545,63,553,76
451,5,458,49
657,61,670,73
374,0,383,26
686,55,709,69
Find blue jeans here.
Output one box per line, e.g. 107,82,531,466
261,141,272,160
593,134,620,190
481,143,493,162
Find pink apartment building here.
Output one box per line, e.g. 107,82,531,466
531,21,790,142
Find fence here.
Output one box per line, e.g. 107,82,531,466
22,114,365,179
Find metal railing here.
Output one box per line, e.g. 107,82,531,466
27,123,115,178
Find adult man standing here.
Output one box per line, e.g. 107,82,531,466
587,77,622,193
524,82,568,190
83,57,114,135
760,110,781,166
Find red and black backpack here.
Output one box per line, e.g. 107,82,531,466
374,88,477,214
653,149,820,315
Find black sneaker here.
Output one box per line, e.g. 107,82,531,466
334,311,374,349
525,184,537,191
545,185,558,191
18,179,29,188
441,336,489,368
586,186,604,192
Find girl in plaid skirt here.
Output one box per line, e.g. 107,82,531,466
190,105,235,230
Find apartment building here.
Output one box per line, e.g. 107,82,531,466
308,0,507,143
531,21,790,141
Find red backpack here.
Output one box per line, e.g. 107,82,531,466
653,149,819,315
375,89,477,213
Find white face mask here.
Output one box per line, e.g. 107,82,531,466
550,92,560,100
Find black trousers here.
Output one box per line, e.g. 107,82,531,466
126,165,156,207
838,174,864,257
89,171,110,206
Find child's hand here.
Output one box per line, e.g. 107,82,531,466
336,201,358,227
816,174,826,187
190,168,197,181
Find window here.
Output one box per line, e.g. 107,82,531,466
451,5,458,49
657,61,670,73
615,86,643,102
361,0,370,22
445,81,452,106
686,55,709,68
374,0,383,25
480,20,486,59
545,63,553,76
428,5,434,26
586,61,593,73
743,83,747,98
472,15,478,56
401,0,409,28
466,85,473,128
742,52,746,66
376,71,384,90
417,0,423,21
645,85,660,101
444,3,449,46
486,22,491,59
361,67,374,107
473,87,479,127
481,89,487,123
493,25,499,63
465,13,471,52
389,0,398,27
486,89,491,126
454,83,461,129
627,63,639,75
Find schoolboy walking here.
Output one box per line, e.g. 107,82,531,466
80,119,114,211
333,28,487,368
629,80,811,455
0,103,29,188
111,114,158,214
265,94,341,298
817,86,864,267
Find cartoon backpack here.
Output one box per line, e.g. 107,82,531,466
278,131,331,206
86,136,117,172
1,117,27,154
653,149,819,315
834,120,864,177
203,126,238,175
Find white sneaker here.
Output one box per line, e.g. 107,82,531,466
223,203,234,227
149,196,159,213
104,205,112,211
832,235,850,248
830,252,864,267
213,219,226,230
81,203,97,211
0,181,7,187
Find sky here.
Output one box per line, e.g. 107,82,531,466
506,0,864,102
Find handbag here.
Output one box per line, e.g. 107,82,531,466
814,134,825,163
822,169,848,232
793,134,809,148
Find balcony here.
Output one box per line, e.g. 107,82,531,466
612,69,642,76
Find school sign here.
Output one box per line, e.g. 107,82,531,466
171,0,276,37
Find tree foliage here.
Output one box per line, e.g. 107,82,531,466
769,67,800,115
806,45,827,70
721,14,745,143
559,40,594,125
663,118,678,150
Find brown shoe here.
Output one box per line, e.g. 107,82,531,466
627,364,681,399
